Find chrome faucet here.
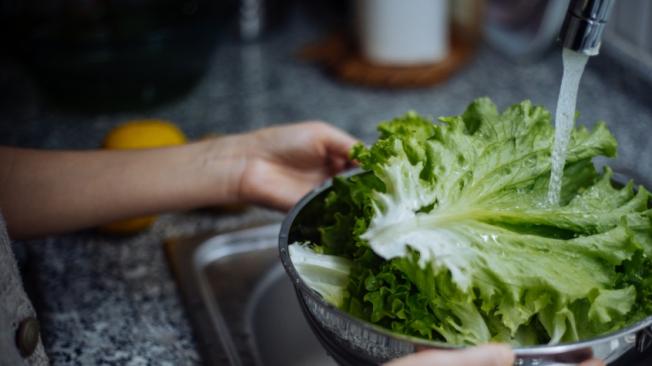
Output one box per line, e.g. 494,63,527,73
559,0,616,56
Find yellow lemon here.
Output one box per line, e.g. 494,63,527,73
98,216,158,235
103,119,186,149
100,119,187,235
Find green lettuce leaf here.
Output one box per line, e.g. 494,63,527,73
288,244,352,306
290,98,652,346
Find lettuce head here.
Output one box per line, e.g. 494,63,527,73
289,98,652,346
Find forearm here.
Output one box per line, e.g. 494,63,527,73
0,138,244,239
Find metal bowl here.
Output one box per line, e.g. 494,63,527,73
279,173,652,366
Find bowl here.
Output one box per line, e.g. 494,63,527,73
279,172,652,366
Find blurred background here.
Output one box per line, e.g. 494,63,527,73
0,0,650,156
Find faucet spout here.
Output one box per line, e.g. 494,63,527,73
559,0,615,56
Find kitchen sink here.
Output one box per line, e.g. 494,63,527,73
247,265,336,366
165,224,336,366
166,215,652,366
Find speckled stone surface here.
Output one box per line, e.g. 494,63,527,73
21,209,283,366
1,15,652,366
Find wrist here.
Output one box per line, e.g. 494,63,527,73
194,134,253,206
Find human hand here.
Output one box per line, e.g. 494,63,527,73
578,359,606,366
0,121,356,237
229,121,358,210
384,344,514,366
383,344,606,366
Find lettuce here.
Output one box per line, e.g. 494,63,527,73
290,98,652,346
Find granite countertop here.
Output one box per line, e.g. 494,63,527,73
1,17,652,366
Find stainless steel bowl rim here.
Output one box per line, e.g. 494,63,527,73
278,171,652,358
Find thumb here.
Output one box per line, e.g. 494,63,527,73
385,344,515,366
579,359,606,366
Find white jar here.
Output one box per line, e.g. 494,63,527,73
356,0,450,66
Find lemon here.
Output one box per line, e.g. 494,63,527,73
103,119,186,149
98,216,158,235
100,119,187,235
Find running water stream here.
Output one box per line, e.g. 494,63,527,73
547,48,590,206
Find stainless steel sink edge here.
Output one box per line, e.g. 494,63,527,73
166,223,284,365
243,265,287,366
192,224,281,366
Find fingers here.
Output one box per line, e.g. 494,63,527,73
385,345,514,366
252,121,359,165
237,121,358,210
579,359,606,366
325,127,360,159
327,155,351,176
303,121,359,159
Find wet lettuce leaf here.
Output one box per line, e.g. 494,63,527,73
290,98,652,346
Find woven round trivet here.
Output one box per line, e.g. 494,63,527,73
300,30,477,88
